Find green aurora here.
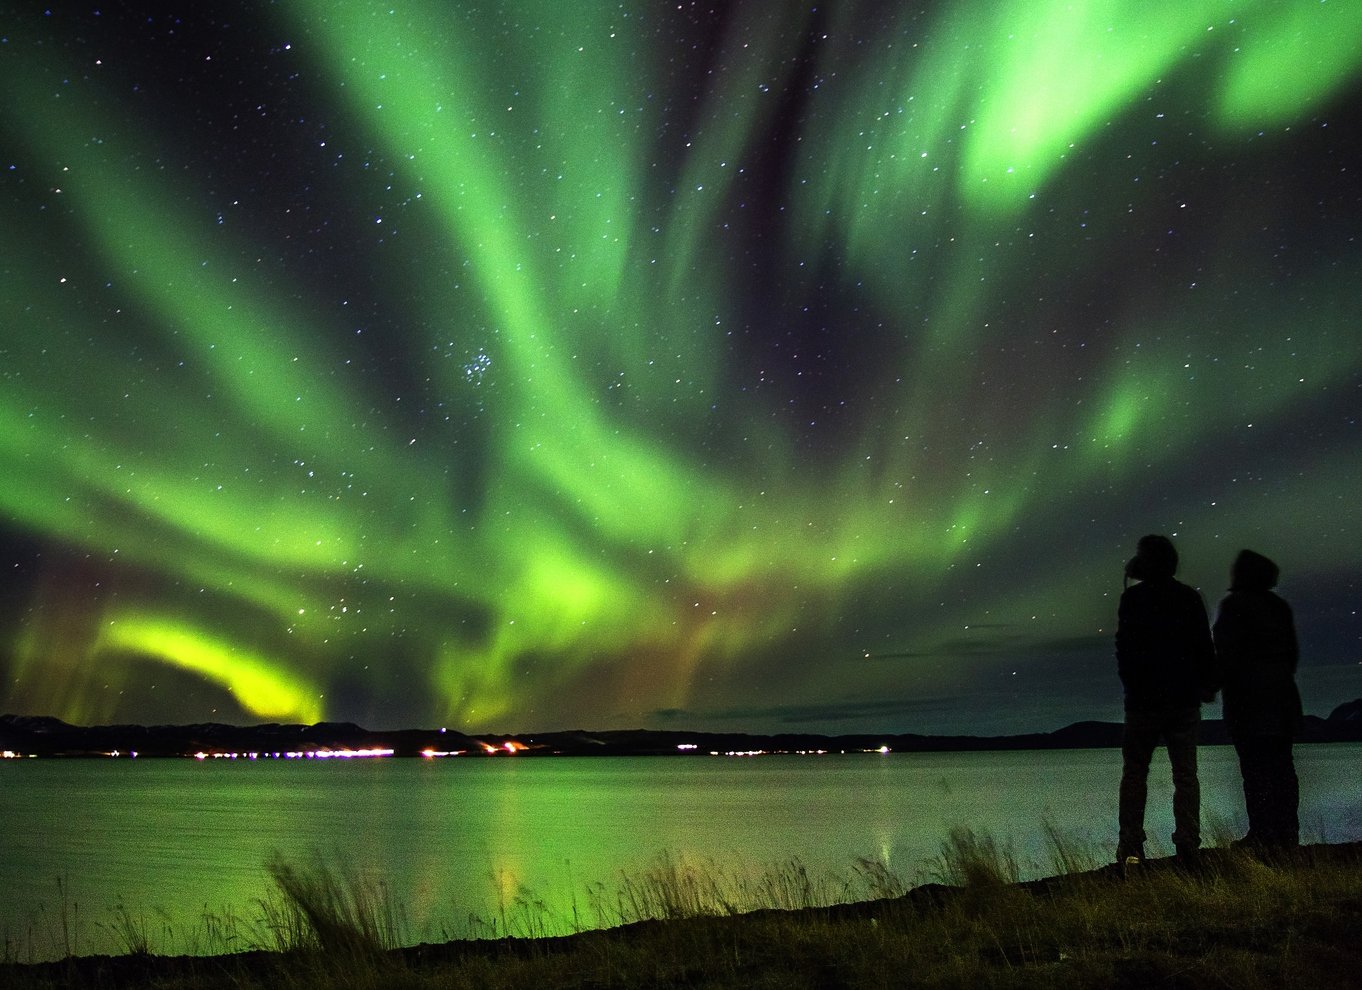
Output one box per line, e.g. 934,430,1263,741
1,1,1359,733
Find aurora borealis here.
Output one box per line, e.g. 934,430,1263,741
2,1,1359,735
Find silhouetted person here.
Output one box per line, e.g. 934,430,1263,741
1214,549,1302,850
1114,535,1216,864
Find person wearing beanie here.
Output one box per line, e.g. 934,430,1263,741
1114,534,1217,865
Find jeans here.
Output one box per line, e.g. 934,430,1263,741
1118,706,1200,856
1234,735,1299,847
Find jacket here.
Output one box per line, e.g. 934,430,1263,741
1214,550,1302,740
1115,576,1216,711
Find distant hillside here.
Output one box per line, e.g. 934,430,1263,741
4,700,1361,758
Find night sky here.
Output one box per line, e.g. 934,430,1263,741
2,2,1360,736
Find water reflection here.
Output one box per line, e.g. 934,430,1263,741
3,745,1360,959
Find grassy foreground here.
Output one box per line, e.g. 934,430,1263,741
4,838,1361,989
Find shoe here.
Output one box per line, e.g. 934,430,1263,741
1116,844,1144,872
1175,845,1202,870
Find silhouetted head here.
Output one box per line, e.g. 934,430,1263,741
1230,549,1279,591
1125,534,1178,584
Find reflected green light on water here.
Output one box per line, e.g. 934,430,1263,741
3,747,1361,959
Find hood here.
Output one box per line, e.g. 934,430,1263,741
1230,548,1279,591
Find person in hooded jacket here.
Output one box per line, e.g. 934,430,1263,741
1214,549,1302,850
1114,535,1217,865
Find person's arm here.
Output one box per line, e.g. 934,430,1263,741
1192,589,1218,701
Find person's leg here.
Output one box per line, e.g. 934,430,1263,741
1164,707,1201,854
1260,735,1299,847
1234,736,1271,844
1118,710,1160,860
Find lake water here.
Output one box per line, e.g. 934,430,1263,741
4,744,1360,960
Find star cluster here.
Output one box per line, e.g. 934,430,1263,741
2,2,1360,734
